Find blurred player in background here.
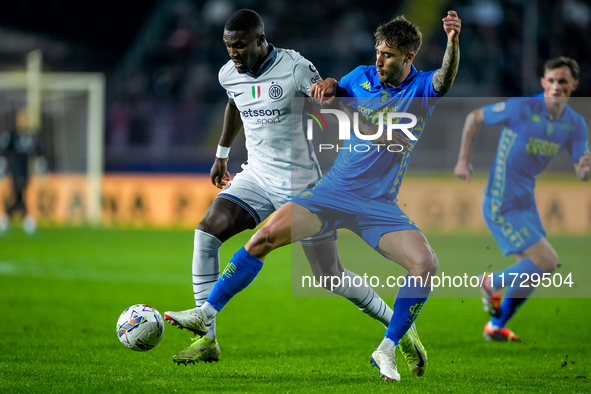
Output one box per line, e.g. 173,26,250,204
454,57,590,341
167,11,462,382
0,108,45,234
165,9,405,366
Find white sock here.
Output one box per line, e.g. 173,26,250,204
192,230,222,339
377,336,397,351
202,302,219,322
331,269,393,328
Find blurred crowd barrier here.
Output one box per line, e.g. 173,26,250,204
1,175,589,234
397,178,590,234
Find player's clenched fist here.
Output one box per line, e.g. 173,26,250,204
311,78,337,106
454,159,473,183
210,158,230,189
579,151,591,168
442,10,461,40
578,151,591,180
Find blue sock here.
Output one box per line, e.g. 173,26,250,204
206,247,263,311
490,283,536,327
385,275,431,344
490,259,542,327
491,258,541,289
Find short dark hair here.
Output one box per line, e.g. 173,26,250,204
224,9,264,34
543,57,580,80
374,16,422,55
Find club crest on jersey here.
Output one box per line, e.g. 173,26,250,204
380,90,392,104
546,123,555,136
252,85,262,99
269,83,283,100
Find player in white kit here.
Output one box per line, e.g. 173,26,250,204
165,10,422,370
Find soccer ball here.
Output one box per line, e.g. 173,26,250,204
116,304,164,351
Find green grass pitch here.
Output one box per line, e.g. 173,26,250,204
1,228,590,393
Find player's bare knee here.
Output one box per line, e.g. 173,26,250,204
196,221,211,234
534,251,559,273
429,254,440,275
196,218,226,238
408,253,438,282
423,255,439,278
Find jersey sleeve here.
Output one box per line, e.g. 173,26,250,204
293,55,322,96
482,98,523,126
566,116,590,163
218,65,234,101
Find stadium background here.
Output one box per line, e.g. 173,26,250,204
1,1,590,392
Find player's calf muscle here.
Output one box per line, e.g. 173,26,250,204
246,225,288,258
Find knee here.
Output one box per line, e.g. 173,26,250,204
196,217,226,239
533,250,559,273
408,250,439,281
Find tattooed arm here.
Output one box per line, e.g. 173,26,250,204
432,11,461,94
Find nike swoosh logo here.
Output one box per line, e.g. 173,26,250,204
412,339,425,368
198,346,210,352
234,92,244,97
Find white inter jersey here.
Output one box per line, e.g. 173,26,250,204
219,46,323,195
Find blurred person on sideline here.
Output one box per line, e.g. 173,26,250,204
0,108,46,234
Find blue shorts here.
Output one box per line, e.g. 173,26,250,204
482,196,546,256
291,184,420,253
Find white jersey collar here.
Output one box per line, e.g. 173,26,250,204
246,44,278,78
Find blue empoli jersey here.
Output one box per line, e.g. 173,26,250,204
484,97,589,209
319,65,443,200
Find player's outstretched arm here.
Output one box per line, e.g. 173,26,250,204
311,78,338,106
211,100,243,188
454,107,484,182
432,10,461,94
574,151,591,181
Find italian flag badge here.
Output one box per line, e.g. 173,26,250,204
252,85,261,99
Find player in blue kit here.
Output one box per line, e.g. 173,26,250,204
454,57,591,341
165,12,461,382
